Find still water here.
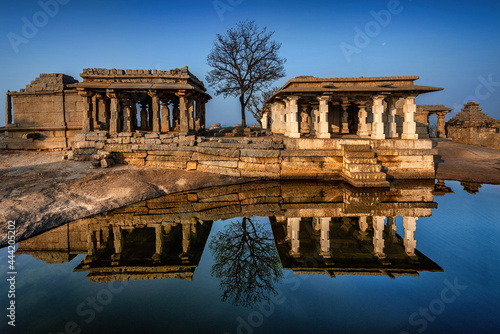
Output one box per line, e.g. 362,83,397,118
1,180,499,334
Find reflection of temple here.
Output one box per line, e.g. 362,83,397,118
17,180,442,281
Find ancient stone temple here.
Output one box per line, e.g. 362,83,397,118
264,75,443,140
415,105,453,139
3,67,211,149
446,101,500,148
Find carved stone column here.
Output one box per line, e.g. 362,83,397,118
287,96,300,138
437,112,447,138
139,100,148,130
5,91,12,125
79,89,95,133
288,217,301,258
371,95,386,140
130,100,137,131
122,100,133,132
310,104,319,136
92,95,99,130
177,90,189,134
106,90,120,134
188,97,195,131
148,90,161,133
402,95,418,139
385,97,399,138
317,95,331,138
161,100,170,132
261,112,269,129
341,98,350,134
300,105,311,135
356,101,369,137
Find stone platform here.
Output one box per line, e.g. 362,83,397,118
71,132,436,188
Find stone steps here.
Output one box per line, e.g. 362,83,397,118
342,144,389,187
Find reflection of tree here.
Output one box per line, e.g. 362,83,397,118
209,217,283,308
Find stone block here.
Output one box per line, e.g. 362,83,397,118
196,164,241,177
199,160,238,168
100,158,114,168
186,161,198,170
240,149,280,158
145,160,187,169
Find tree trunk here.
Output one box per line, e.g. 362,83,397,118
239,94,246,128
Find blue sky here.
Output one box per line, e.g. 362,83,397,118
1,0,499,127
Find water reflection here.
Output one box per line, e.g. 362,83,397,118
209,217,283,307
16,180,443,304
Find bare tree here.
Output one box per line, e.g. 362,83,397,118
248,86,280,127
206,20,286,128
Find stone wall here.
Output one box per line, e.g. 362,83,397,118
71,133,436,187
447,102,500,149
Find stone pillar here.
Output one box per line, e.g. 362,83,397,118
287,217,301,257
341,99,350,134
371,95,386,140
92,95,99,130
188,97,195,131
5,91,12,125
300,105,311,135
402,95,418,140
107,90,119,134
122,100,133,132
161,101,170,132
372,216,386,258
177,91,189,134
148,90,161,133
318,95,331,138
172,101,180,131
200,99,206,130
356,101,369,137
287,96,300,138
437,112,447,138
195,99,202,131
385,97,398,138
271,103,279,133
403,217,417,257
130,100,137,131
310,104,319,136
139,101,148,130
261,112,269,129
320,217,331,258
78,90,94,132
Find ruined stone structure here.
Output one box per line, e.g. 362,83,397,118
4,71,447,187
3,67,210,150
16,180,442,281
4,74,81,149
415,105,453,139
447,102,500,149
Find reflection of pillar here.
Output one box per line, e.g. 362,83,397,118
288,217,301,257
402,95,418,139
341,99,350,134
372,216,386,258
180,222,192,262
287,96,300,138
87,230,96,256
149,90,161,133
357,101,369,137
318,95,331,138
107,90,119,134
437,112,447,138
320,217,331,258
359,216,368,235
112,225,122,262
5,91,12,125
153,225,163,262
386,216,397,243
371,96,385,139
161,101,170,132
403,217,417,257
